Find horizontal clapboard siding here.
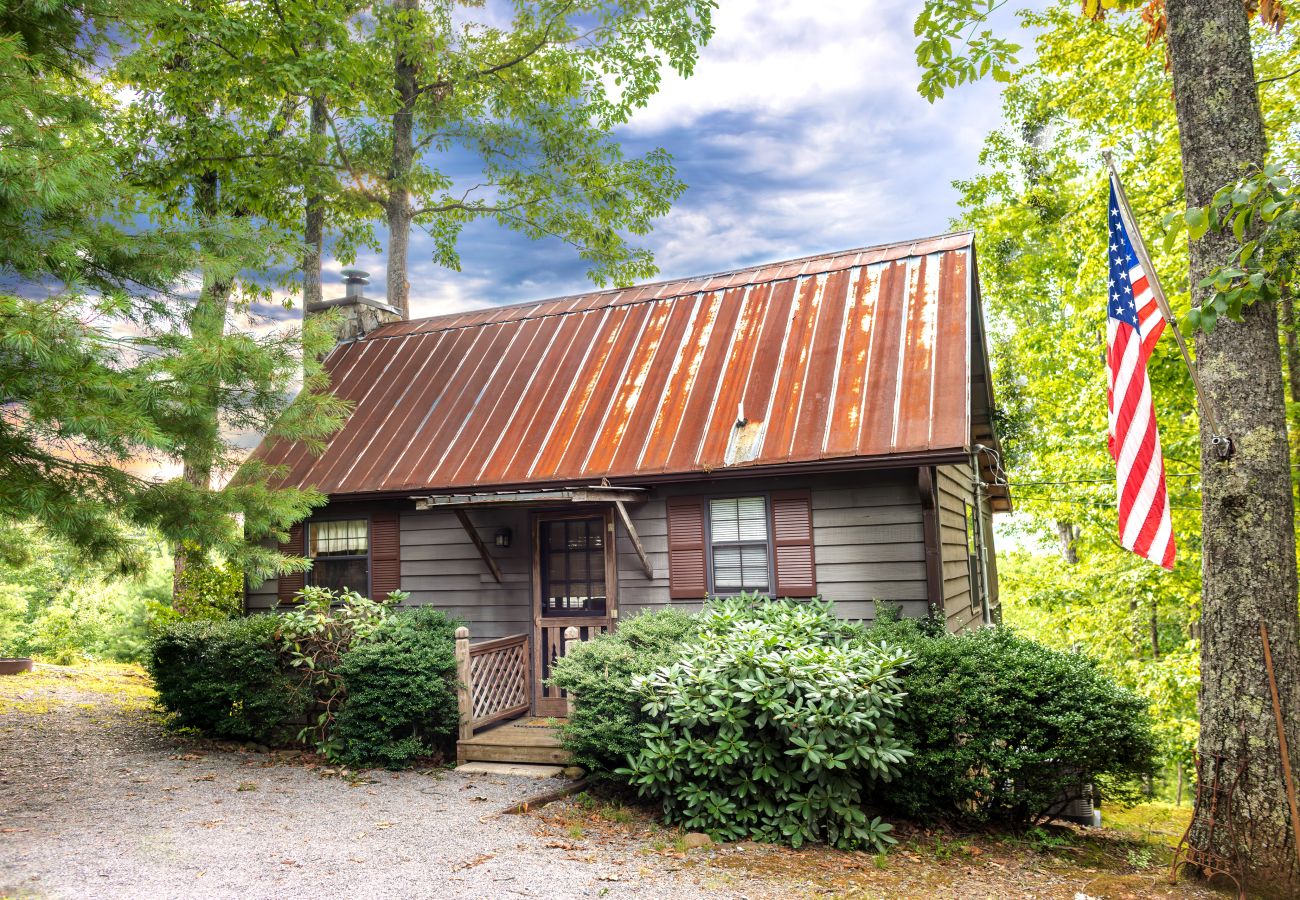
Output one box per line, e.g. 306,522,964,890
936,462,980,632
616,471,928,623
397,507,532,640
245,536,282,612
244,468,957,633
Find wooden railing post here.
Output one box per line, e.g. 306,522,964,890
455,626,473,741
563,626,580,717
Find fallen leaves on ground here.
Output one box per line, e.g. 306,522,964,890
451,853,495,871
528,794,1224,900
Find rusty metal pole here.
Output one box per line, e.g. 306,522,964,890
1261,621,1300,866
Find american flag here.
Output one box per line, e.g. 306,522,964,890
1106,178,1176,569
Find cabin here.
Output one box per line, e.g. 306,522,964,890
246,231,1010,764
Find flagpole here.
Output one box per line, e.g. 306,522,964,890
1103,150,1232,459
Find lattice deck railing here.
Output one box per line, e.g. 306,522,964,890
455,630,531,738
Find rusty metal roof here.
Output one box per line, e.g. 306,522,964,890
258,232,994,497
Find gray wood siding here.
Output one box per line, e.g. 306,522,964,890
398,506,532,640
245,468,940,631
935,461,998,632
246,538,281,612
615,471,928,623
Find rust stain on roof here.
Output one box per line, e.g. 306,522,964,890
256,232,984,495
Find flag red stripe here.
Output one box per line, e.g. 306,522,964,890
1107,178,1175,570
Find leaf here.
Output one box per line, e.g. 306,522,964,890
1232,208,1249,242
1185,207,1209,241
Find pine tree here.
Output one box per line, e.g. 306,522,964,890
1,0,345,581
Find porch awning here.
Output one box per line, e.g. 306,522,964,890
412,484,656,581
410,485,645,510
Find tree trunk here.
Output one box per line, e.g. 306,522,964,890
1055,520,1079,563
1281,288,1300,410
173,172,232,616
1150,598,1160,659
303,90,327,311
1165,0,1300,890
385,0,417,318
1279,289,1300,510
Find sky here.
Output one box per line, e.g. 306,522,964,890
311,0,1017,321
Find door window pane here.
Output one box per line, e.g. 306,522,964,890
540,517,606,616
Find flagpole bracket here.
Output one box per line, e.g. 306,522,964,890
1211,434,1234,461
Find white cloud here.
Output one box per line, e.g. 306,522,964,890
625,0,927,134
382,0,1015,312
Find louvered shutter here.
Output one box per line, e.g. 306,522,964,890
666,496,708,600
276,523,305,604
370,511,401,599
771,491,817,598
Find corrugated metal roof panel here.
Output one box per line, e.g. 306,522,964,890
255,232,984,495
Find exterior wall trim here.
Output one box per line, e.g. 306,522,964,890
917,466,944,617
316,449,972,505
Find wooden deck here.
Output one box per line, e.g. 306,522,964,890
456,717,572,766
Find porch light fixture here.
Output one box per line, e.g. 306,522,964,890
494,528,512,548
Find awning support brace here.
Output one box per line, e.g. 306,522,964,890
454,509,503,585
614,500,654,580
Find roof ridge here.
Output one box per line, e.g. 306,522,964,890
357,230,974,344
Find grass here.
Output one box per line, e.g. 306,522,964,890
0,661,155,716
1103,801,1193,846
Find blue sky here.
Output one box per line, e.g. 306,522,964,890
320,0,1018,321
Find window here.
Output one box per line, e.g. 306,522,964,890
308,519,369,596
708,496,771,594
965,502,983,614
540,517,607,616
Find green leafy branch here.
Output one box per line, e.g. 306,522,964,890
1162,161,1300,333
914,0,1022,101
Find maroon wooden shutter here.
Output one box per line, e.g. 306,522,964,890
277,523,305,604
666,496,708,600
370,511,401,599
771,491,817,598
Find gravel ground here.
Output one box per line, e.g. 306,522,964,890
0,667,734,900
0,666,1223,900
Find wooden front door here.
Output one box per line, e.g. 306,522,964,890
532,510,617,716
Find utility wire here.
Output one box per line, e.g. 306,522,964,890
1012,496,1204,512
1008,474,1200,486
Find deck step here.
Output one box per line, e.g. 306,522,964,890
456,717,573,765
456,762,568,778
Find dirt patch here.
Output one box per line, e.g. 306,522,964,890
530,792,1233,900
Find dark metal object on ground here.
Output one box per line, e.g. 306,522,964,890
1169,751,1248,899
0,657,33,676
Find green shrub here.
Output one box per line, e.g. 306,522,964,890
867,617,1159,826
548,607,698,776
165,544,244,623
331,606,460,769
276,585,403,750
621,599,912,851
148,615,308,743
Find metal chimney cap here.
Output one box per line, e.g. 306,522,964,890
341,268,370,285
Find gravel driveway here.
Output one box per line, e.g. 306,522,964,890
0,666,730,900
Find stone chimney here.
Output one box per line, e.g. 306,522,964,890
305,269,402,344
